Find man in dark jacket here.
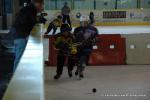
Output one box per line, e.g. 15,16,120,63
8,0,43,71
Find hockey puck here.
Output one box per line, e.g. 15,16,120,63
92,88,97,93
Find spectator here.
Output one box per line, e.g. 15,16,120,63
8,0,43,71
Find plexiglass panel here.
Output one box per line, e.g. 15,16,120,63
117,0,137,9
74,0,94,10
141,0,150,9
44,0,150,10
96,0,116,10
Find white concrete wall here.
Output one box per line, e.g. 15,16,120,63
3,24,45,100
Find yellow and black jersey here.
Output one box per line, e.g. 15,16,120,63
55,33,77,55
52,18,62,27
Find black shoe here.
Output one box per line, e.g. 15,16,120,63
79,74,84,78
54,74,61,80
68,71,72,78
75,71,78,76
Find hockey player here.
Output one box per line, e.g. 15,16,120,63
73,16,98,79
45,15,63,35
89,11,95,25
54,23,75,80
61,2,71,28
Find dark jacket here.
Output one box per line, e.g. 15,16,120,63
74,25,98,51
13,3,37,39
61,6,70,16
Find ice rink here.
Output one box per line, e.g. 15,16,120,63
45,66,150,100
44,25,150,100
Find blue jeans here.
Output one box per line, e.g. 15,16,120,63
8,28,28,72
14,38,28,71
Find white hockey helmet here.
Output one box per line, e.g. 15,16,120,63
79,15,89,27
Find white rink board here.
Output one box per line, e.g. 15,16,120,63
122,34,150,64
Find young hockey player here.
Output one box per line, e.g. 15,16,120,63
54,23,75,80
89,11,95,25
45,15,63,35
74,16,98,79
